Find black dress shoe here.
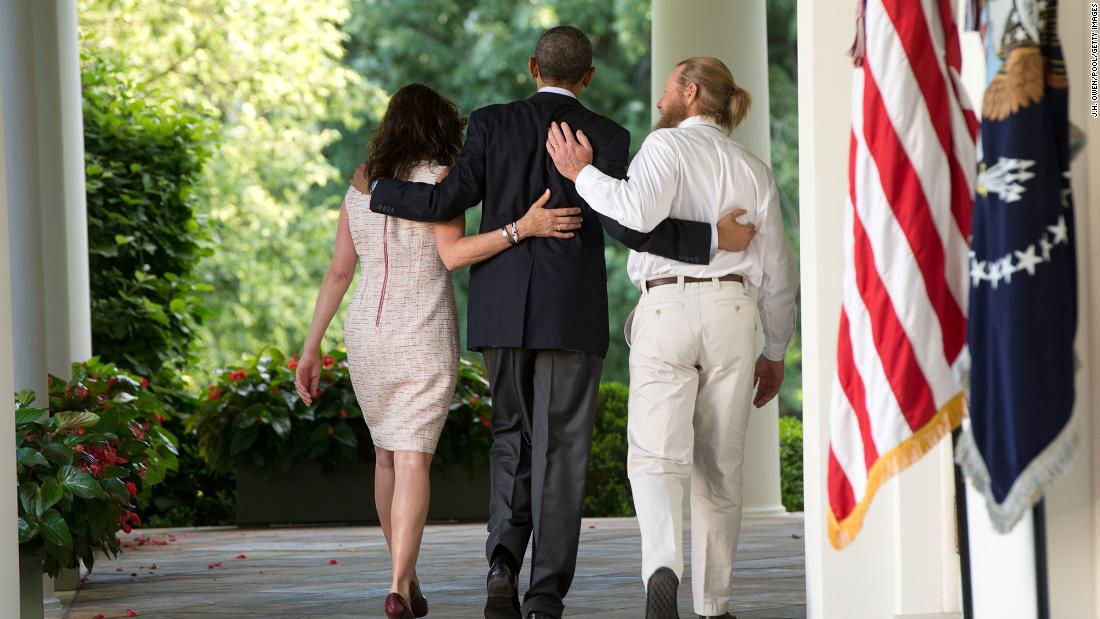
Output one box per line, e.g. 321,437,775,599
645,567,680,619
526,613,559,619
484,555,521,619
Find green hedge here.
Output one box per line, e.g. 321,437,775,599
584,383,633,517
82,54,215,379
780,416,804,512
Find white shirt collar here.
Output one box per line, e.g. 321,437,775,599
678,115,724,133
538,86,578,100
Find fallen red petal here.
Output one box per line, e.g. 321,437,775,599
126,611,139,617
328,559,338,565
236,554,247,559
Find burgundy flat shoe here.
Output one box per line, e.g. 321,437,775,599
410,580,429,617
384,592,414,619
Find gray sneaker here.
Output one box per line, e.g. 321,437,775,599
645,567,680,619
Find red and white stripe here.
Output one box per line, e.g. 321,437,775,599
828,0,978,548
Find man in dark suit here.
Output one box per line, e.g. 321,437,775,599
364,26,751,619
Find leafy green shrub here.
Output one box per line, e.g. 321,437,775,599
82,54,215,378
435,357,494,473
779,415,804,512
191,350,496,478
17,359,178,576
584,382,634,517
191,349,367,476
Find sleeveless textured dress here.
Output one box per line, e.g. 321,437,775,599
343,162,460,453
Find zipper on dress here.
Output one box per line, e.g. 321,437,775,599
375,215,389,328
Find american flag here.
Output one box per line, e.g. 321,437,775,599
828,0,980,548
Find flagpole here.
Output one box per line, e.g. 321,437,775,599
952,429,974,619
1033,500,1050,619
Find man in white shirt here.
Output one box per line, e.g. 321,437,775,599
546,56,798,619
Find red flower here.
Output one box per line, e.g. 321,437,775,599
126,482,138,497
140,376,149,389
107,377,119,388
74,427,85,435
327,426,334,436
117,457,128,464
128,512,142,525
152,413,166,424
339,410,349,420
121,523,132,534
73,385,89,399
480,416,491,429
322,354,334,368
141,422,151,431
75,444,85,453
208,389,223,400
287,355,299,370
228,370,247,381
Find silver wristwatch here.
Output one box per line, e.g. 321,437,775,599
369,178,380,193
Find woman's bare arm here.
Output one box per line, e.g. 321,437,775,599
433,189,583,271
433,215,510,271
296,201,357,404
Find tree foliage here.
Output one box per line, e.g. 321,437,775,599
78,0,368,374
78,0,802,414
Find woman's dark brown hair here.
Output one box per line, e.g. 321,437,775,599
363,83,467,183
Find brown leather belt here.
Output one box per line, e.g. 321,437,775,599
646,273,744,289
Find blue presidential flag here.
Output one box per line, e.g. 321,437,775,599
957,0,1079,532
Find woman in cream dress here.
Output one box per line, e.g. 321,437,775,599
294,83,582,619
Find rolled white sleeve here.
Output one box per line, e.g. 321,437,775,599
756,176,799,361
573,132,679,234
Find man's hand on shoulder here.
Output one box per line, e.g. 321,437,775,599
717,209,756,252
546,121,593,181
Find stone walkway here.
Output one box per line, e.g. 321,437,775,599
62,515,805,619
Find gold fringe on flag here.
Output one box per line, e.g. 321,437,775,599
828,392,967,549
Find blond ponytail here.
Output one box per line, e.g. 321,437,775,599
676,56,752,132
728,84,752,130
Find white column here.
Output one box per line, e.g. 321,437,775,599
1,0,49,403
0,56,24,619
33,0,92,376
1040,1,1099,617
0,4,48,616
651,0,785,517
1,1,89,614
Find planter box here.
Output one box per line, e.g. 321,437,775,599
19,550,43,619
53,564,80,591
236,458,490,526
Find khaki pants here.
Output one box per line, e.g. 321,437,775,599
625,277,756,617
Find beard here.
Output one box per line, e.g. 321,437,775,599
654,97,689,130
